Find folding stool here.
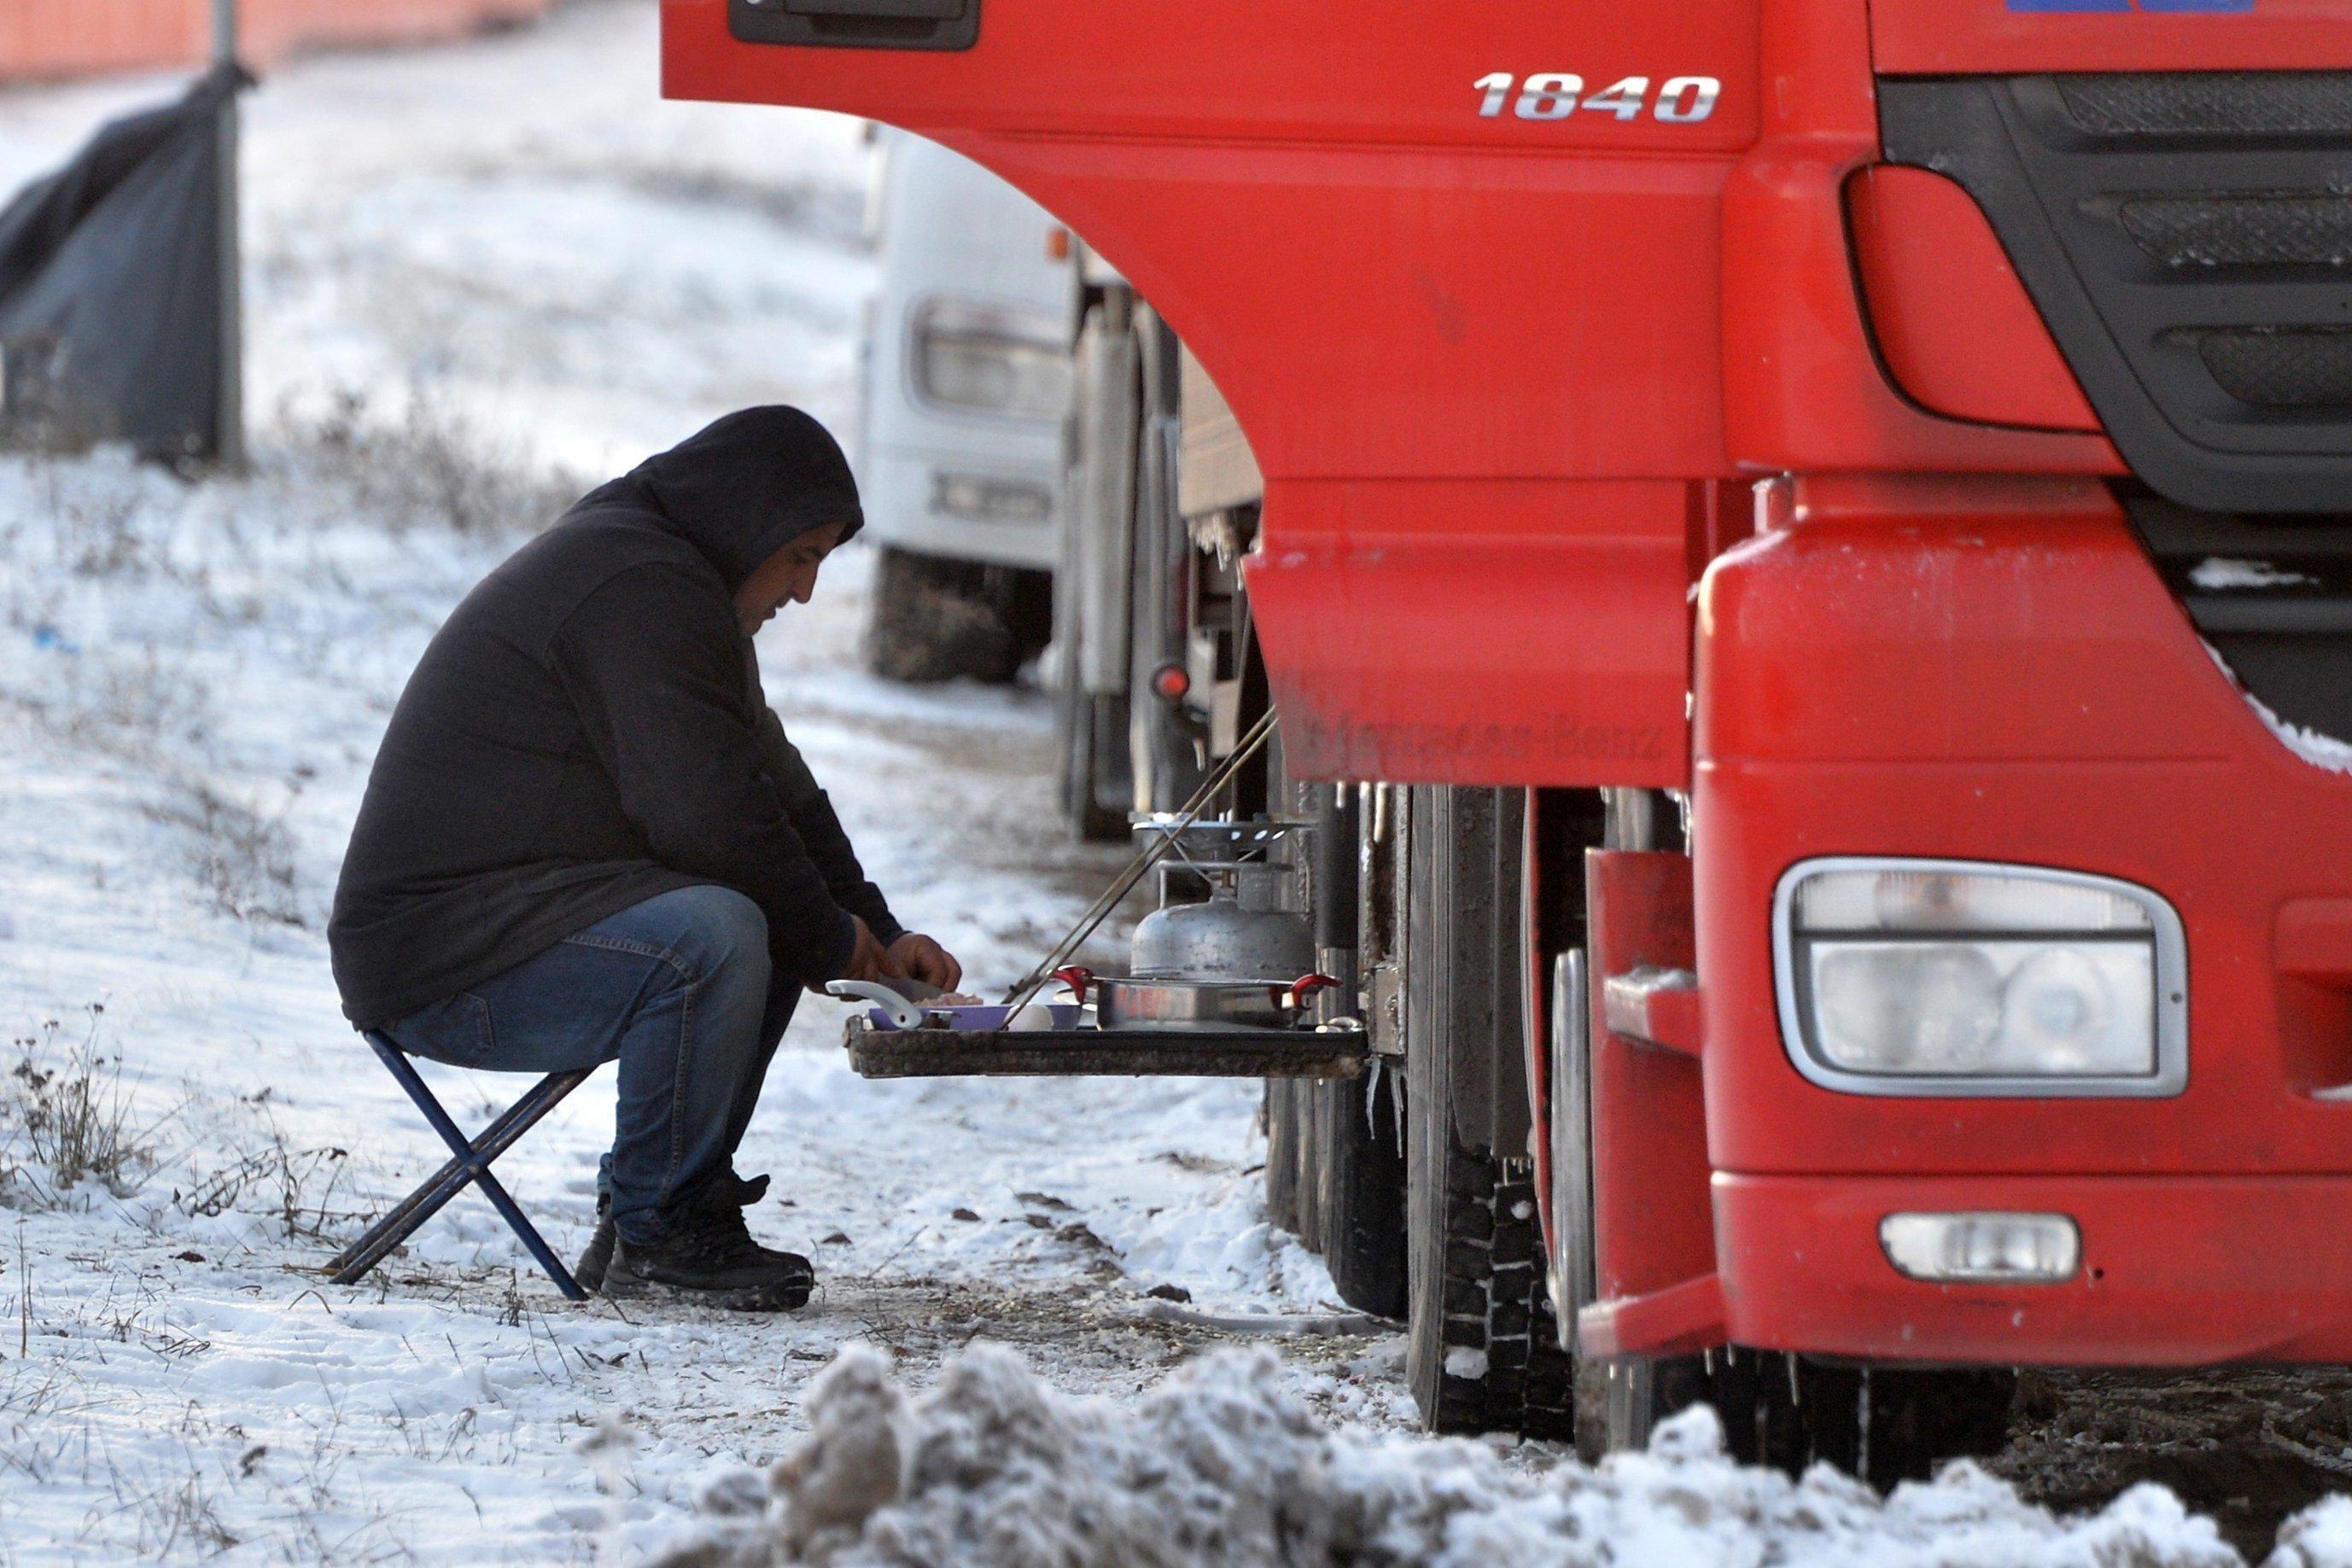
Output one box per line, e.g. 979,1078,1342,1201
325,1031,599,1300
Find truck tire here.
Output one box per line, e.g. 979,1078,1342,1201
1122,311,1206,815
1553,942,1719,1465
1403,785,1576,1438
863,545,1024,685
1265,1073,1409,1320
1056,673,1128,842
1598,1352,1721,1459
1258,738,1407,1314
1311,1071,1408,1319
1264,1081,1303,1233
1407,1108,1575,1436
1602,1349,2014,1489
1053,294,1140,839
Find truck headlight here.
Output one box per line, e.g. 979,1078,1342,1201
910,299,1071,418
1774,860,2187,1097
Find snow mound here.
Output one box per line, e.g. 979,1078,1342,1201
643,1345,2335,1568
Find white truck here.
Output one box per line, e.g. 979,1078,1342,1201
854,127,1076,685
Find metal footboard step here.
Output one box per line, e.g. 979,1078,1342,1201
843,1019,1369,1080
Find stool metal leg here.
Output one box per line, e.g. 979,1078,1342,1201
331,1034,595,1300
458,1167,587,1301
325,1067,587,1275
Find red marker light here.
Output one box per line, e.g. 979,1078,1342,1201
1046,226,1072,261
1152,663,1190,701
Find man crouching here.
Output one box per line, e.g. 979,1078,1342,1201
328,407,960,1310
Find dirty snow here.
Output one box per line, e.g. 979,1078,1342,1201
645,1345,2352,1568
0,3,2344,1564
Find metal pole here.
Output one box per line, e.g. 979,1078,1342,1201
213,0,244,470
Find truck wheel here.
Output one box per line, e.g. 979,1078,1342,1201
862,545,1023,684
1563,948,2015,1473
1403,785,1576,1437
1266,1073,1409,1320
1264,1081,1303,1233
1055,671,1127,842
1406,1116,1575,1436
1599,1354,1718,1457
1598,1348,1729,1460
1310,1070,1408,1319
1554,939,1719,1461
1605,1351,2013,1488
1259,743,1408,1317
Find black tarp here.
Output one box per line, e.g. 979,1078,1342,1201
0,63,250,464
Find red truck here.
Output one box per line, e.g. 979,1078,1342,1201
662,0,2352,1481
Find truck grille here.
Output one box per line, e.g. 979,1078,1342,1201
2189,328,2352,411
1881,73,2352,513
2115,194,2352,272
2051,73,2352,137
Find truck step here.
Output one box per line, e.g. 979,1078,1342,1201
843,1022,1369,1081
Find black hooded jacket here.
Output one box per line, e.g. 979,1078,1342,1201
329,407,900,1027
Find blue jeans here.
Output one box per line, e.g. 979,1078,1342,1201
379,885,795,1246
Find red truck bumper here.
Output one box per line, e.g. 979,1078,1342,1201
1680,475,2352,1369
1717,1173,2352,1364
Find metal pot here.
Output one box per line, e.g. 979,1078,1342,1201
1129,885,1315,982
1055,966,1335,1031
1126,819,1315,982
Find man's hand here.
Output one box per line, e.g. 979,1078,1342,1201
825,914,890,989
884,932,963,992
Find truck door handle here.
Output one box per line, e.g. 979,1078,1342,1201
785,0,964,17
733,0,978,50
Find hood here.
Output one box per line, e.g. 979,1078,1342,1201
597,406,864,592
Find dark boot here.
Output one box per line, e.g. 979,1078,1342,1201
575,1192,616,1294
602,1173,814,1312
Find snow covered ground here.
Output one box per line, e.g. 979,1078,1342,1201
0,442,1366,1564
0,4,2348,1564
0,9,1380,1561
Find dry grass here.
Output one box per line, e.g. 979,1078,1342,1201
290,382,584,540
142,778,306,928
39,463,151,577
3,443,200,582
172,1114,354,1244
0,1006,161,1206
0,650,216,770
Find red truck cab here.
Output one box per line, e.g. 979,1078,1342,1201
664,0,2352,1465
